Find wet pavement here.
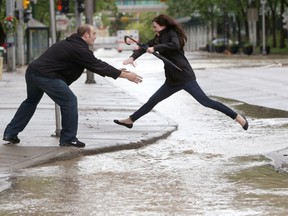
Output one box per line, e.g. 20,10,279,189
1,51,288,215
1,52,287,172
0,66,177,171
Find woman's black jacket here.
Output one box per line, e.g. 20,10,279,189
131,28,196,86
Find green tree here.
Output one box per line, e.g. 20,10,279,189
167,0,195,17
33,0,50,25
125,12,156,42
267,0,279,48
168,0,242,42
0,0,5,45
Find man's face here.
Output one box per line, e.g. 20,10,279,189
85,26,97,46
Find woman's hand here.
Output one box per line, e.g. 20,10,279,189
122,57,135,67
146,47,154,54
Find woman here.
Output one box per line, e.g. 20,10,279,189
114,14,248,130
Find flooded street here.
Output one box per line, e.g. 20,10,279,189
1,52,288,215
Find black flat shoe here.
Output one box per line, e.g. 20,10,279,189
3,136,20,144
114,119,133,129
242,116,249,130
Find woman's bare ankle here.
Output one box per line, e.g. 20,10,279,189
236,114,246,127
121,118,133,124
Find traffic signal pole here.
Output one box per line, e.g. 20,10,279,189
50,0,62,137
75,0,83,27
5,0,16,72
16,0,25,66
85,0,96,84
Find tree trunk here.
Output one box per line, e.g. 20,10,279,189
279,0,287,48
271,10,277,47
267,0,278,48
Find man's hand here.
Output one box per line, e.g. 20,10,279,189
119,69,143,84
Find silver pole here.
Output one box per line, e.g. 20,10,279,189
50,0,61,137
261,0,266,54
74,0,82,27
16,0,25,66
5,0,16,72
85,0,96,84
49,0,57,43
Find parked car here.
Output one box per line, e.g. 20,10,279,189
212,38,234,46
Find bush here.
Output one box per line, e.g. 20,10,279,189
229,44,239,54
214,44,226,53
243,44,253,55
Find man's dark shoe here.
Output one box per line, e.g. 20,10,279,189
3,136,20,144
59,139,85,148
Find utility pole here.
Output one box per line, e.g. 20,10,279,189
50,0,61,137
75,0,83,27
5,0,16,72
261,0,267,54
16,0,25,66
85,0,96,84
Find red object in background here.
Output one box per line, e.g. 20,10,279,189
1,43,7,49
57,0,62,11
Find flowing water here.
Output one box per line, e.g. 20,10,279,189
1,92,288,215
1,52,288,215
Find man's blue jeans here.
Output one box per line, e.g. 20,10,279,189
130,80,238,122
4,67,78,144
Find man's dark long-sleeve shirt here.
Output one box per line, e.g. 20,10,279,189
29,33,121,85
131,28,196,86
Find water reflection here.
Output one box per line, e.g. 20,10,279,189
1,146,288,215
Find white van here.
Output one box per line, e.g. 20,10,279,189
116,30,139,52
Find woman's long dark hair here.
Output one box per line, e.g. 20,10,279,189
152,14,187,48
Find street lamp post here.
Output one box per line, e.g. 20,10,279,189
261,0,267,54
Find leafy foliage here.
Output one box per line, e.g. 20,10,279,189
125,12,156,42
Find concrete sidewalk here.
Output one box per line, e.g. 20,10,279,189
0,66,177,171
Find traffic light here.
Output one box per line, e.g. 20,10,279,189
23,0,30,9
77,0,85,13
57,0,69,14
61,0,69,14
57,0,62,12
23,9,32,23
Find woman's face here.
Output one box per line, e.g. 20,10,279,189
152,21,166,34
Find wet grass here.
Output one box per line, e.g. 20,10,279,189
212,96,288,119
235,103,288,119
231,155,271,163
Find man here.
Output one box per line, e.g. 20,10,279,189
3,24,142,148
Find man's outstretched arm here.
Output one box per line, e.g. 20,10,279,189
118,69,143,84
